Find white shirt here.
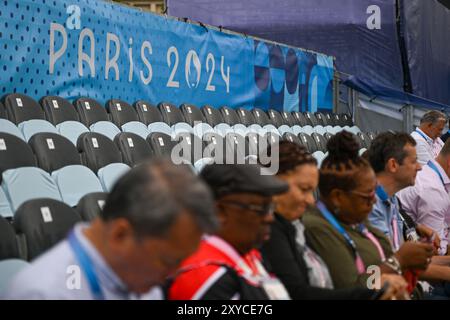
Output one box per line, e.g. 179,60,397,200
411,128,444,165
2,223,162,300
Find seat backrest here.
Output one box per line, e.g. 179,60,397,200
89,121,121,141
0,187,12,218
267,109,283,127
121,121,150,140
0,119,25,140
0,217,20,260
2,167,62,212
133,100,162,125
114,132,154,166
280,111,296,127
106,99,139,127
56,121,89,146
0,101,5,119
52,165,103,207
29,133,81,172
314,112,328,126
0,133,36,180
334,114,346,127
323,113,337,126
148,122,173,136
311,132,328,152
201,105,224,127
220,106,240,126
282,132,302,145
214,123,233,137
340,113,354,126
40,96,79,125
224,133,247,162
291,112,308,126
236,108,256,126
357,132,371,149
158,102,184,126
252,108,272,126
202,132,224,160
77,132,123,173
192,123,214,139
173,132,204,164
172,122,193,135
232,124,249,136
18,119,58,142
303,112,318,126
13,198,81,260
74,97,109,127
146,132,178,157
180,104,205,127
298,133,318,153
98,163,130,192
0,259,29,294
278,125,292,136
76,192,108,222
3,93,45,124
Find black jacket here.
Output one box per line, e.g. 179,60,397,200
261,213,376,300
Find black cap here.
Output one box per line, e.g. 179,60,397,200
200,164,289,198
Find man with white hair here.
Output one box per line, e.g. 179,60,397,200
411,110,446,165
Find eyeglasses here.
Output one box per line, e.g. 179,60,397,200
347,190,376,205
221,200,275,216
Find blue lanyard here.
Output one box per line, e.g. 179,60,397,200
316,202,361,257
375,184,389,203
428,160,446,187
415,129,431,143
68,231,105,300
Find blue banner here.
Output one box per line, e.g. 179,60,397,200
400,0,450,106
0,0,334,112
167,0,404,93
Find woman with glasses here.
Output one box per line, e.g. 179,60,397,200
302,131,432,297
260,140,407,299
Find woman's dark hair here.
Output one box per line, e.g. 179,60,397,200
319,131,372,197
260,140,317,175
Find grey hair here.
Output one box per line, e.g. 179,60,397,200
420,110,446,125
100,158,218,238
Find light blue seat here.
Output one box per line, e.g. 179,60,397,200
56,121,89,146
359,148,367,156
193,157,215,174
172,122,193,136
121,121,150,140
0,187,13,218
349,126,362,135
232,124,248,136
18,119,58,142
148,122,172,136
247,124,263,134
291,125,303,136
302,125,314,136
52,165,103,207
89,121,121,141
325,125,335,134
0,259,30,295
334,126,343,133
312,151,326,168
0,119,25,140
98,163,131,192
277,125,292,136
314,125,326,135
214,123,233,137
2,167,62,212
193,123,214,139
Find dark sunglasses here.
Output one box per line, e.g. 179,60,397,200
221,200,275,216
